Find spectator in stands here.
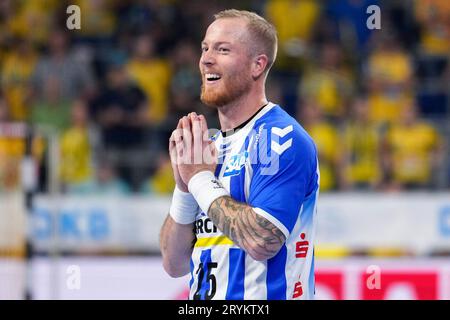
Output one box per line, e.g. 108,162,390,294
414,0,450,56
169,40,201,107
0,95,44,191
166,40,202,121
324,0,378,52
31,29,96,105
265,0,321,70
0,98,18,192
140,153,175,195
67,157,130,195
299,42,354,120
90,60,148,150
30,75,72,133
159,40,220,143
74,0,116,43
60,100,94,192
6,0,59,48
0,96,18,191
90,59,149,190
341,96,382,190
1,37,37,121
298,99,341,191
0,95,9,122
414,0,449,116
382,103,443,190
366,34,414,126
126,33,171,124
264,0,323,115
0,0,15,52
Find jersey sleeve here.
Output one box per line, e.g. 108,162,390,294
247,123,318,238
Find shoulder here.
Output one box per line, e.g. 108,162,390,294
253,104,317,160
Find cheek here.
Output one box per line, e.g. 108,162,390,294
198,58,203,72
224,59,250,80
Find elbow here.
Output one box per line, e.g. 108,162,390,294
246,243,282,262
162,258,189,278
248,251,272,262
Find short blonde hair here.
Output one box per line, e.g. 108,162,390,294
214,9,278,73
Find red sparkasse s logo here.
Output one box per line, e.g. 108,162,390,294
295,233,309,258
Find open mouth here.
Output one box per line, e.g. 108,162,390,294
205,73,222,82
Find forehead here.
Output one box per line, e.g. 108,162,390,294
202,18,249,44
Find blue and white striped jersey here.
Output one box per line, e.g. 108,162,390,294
189,102,320,300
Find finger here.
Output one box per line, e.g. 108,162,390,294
169,132,175,153
204,140,217,165
198,114,210,143
192,116,202,164
175,137,184,162
172,128,184,162
209,141,218,160
199,114,208,132
188,112,198,124
181,116,191,146
169,131,178,154
181,116,192,163
171,127,183,144
181,115,192,132
169,139,178,165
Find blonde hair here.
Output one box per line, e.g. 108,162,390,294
214,9,278,73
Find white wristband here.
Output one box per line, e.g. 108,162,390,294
188,170,229,215
169,185,199,224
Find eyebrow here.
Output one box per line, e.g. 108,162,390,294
201,41,232,47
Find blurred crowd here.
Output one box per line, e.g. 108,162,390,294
0,0,449,195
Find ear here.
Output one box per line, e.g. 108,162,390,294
251,54,269,79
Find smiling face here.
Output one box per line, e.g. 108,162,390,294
199,18,254,107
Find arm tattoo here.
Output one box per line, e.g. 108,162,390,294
208,196,286,260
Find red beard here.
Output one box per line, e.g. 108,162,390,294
200,71,252,107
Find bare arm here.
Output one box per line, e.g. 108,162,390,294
159,215,195,278
208,196,286,261
160,116,198,277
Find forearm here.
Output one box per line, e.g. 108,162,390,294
160,215,195,277
208,196,285,261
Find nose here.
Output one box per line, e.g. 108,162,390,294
200,49,215,67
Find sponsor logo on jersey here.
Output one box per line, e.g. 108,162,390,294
223,151,249,177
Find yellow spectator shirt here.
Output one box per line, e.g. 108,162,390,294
1,52,37,121
127,58,171,124
343,122,381,185
387,122,439,184
301,68,353,117
306,122,339,191
59,127,92,184
368,50,412,84
368,93,412,125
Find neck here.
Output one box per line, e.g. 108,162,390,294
217,87,268,132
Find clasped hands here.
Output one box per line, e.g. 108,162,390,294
169,112,218,192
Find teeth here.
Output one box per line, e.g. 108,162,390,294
206,73,221,80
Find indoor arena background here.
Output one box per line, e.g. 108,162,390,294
0,0,449,299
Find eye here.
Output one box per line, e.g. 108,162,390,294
218,47,229,53
201,46,208,52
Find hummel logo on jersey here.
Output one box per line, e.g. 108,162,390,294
271,125,293,155
272,125,293,137
211,179,225,189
